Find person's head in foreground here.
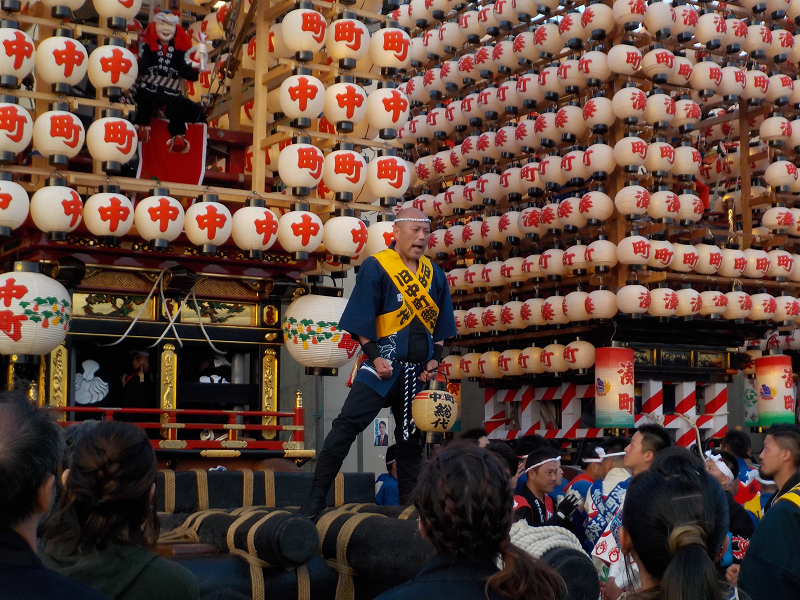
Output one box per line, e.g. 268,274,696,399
0,391,65,550
42,420,159,553
758,423,800,487
414,443,564,600
620,447,730,600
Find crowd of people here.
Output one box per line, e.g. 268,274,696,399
2,388,800,600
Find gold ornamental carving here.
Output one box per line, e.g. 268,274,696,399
160,344,178,435
158,440,187,449
262,348,278,440
49,344,68,422
221,440,248,448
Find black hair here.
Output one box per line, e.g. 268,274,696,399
636,423,672,455
0,391,65,529
378,420,386,428
63,420,100,468
602,436,630,455
415,443,564,600
459,427,488,442
385,444,397,472
515,434,547,457
525,446,560,471
487,441,519,475
577,443,600,468
624,447,729,600
765,423,800,467
721,430,751,459
707,448,738,483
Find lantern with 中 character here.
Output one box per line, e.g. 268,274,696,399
279,72,326,129
133,188,185,251
283,293,358,376
94,0,144,29
0,263,72,356
36,32,88,93
85,113,137,174
231,199,280,259
29,178,82,241
0,27,35,87
87,42,138,99
0,174,27,237
278,205,323,260
595,347,635,427
324,78,367,134
412,377,459,432
82,186,133,241
365,217,395,257
755,354,795,426
323,210,368,262
366,85,410,139
33,104,85,167
0,101,32,163
184,192,232,255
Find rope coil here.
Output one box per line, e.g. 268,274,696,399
509,522,585,558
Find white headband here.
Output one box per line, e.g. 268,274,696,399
394,217,431,223
525,456,561,472
704,450,735,483
583,447,626,463
154,12,181,25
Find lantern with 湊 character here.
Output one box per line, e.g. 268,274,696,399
32,103,84,167
231,199,280,260
648,285,679,318
133,188,185,251
586,288,618,320
85,112,138,174
412,378,459,432
595,347,635,427
35,31,88,93
82,185,134,242
277,204,323,260
755,353,796,426
184,192,232,256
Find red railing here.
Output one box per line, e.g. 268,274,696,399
47,405,306,452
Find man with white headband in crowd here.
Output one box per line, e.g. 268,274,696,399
514,447,581,528
583,437,630,548
300,208,456,517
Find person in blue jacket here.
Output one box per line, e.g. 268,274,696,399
375,445,399,506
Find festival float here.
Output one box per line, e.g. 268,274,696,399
1,0,799,596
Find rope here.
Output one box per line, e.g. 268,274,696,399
157,508,227,543
509,522,585,558
190,287,228,355
239,468,254,507
296,564,311,600
676,413,704,456
159,468,176,514
334,472,345,507
101,268,168,347
191,468,210,511
316,509,344,553
263,470,276,508
334,513,379,600
398,506,417,520
149,286,192,349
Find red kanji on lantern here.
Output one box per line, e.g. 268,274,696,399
785,395,795,411
297,147,324,179
432,156,446,174
382,30,410,61
290,213,320,245
301,11,326,43
146,197,179,233
98,196,130,233
381,90,408,123
335,85,364,119
100,48,133,84
195,205,227,239
541,301,556,321
0,310,26,341
334,153,363,184
482,309,497,328
103,120,134,154
629,140,648,159
0,105,27,143
60,190,82,227
49,114,82,149
617,360,634,385
288,76,320,112
618,392,634,413
333,20,364,50
53,40,85,78
3,31,33,71
350,221,368,253
626,51,642,70
653,247,673,264
376,157,405,189
533,26,548,45
631,239,650,258
638,291,651,309
0,277,27,307
739,295,752,310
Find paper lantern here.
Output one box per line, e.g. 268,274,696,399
83,191,133,238
643,2,675,39
539,248,566,278
764,160,798,190
671,242,700,273
694,242,723,275
677,193,704,223
697,290,727,317
530,23,563,57
279,73,326,126
641,48,676,83
586,289,617,319
30,183,82,237
323,81,368,133
33,109,85,166
477,351,503,379
750,293,777,321
365,86,410,138
644,142,675,176
584,143,617,178
520,297,545,327
722,290,750,320
87,44,137,95
577,51,612,89
718,246,748,278
369,27,411,72
0,102,32,162
85,116,137,173
481,305,505,333
614,135,648,168
412,382,459,432
648,238,675,270
497,349,523,377
755,354,795,426
36,36,88,92
282,7,327,58
517,207,544,237
541,294,569,325
326,17,370,68
617,234,651,265
577,190,613,223
689,59,722,97
767,249,794,278
480,261,506,288
323,215,368,259
595,347,635,427
671,145,702,179
743,248,771,278
438,355,463,380
564,290,590,322
278,143,324,192
617,284,651,315
565,340,595,370
694,12,726,49
648,286,679,317
615,185,650,216
366,154,410,201
283,294,357,373
741,69,769,103
463,307,487,334
363,220,394,257
0,268,71,355
134,193,184,248
612,86,646,123
500,301,525,329
519,346,545,374
0,28,35,87
675,287,702,317
717,66,746,102
583,96,615,133
231,202,280,257
557,197,586,232
607,43,641,76
541,343,567,373
587,238,618,270
672,99,701,133
774,294,800,322
322,148,367,202
672,5,698,42
185,196,232,252
453,309,467,334
644,93,676,128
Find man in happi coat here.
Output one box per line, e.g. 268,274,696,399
300,208,456,517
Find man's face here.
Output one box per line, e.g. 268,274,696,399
132,354,149,374
624,432,651,474
393,221,430,262
705,459,730,488
759,434,788,480
156,21,177,42
528,460,559,495
379,422,386,435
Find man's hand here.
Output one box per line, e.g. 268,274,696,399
418,359,438,383
373,357,393,380
726,564,740,586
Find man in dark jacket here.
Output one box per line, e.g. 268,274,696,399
0,392,110,600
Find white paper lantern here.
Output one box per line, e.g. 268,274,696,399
481,306,506,334
83,191,133,238
584,143,616,177
497,349,523,377
743,247,771,278
30,184,82,235
134,194,184,246
645,142,675,175
539,248,566,278
718,246,748,278
541,343,568,373
677,193,704,223
323,215,368,259
564,290,590,321
85,117,137,170
184,199,232,249
0,28,35,86
521,254,543,279
701,290,729,317
607,43,642,76
614,135,648,168
578,190,614,222
675,287,702,317
366,154,410,200
641,48,676,83
283,294,358,371
278,143,325,189
438,355,463,380
0,269,71,355
326,18,370,66
694,242,723,275
587,238,618,270
519,347,545,374
500,301,526,329
774,294,800,322
767,249,794,278
36,37,88,89
583,96,615,132
0,178,27,234
617,234,651,265
365,86,410,137
459,352,483,377
617,284,651,315
612,86,647,123
541,294,568,325
33,110,85,162
765,160,798,189
578,51,612,86
565,340,595,370
586,289,618,319
672,99,701,132
0,103,32,160
231,204,280,254
722,290,751,320
750,293,777,321
87,44,137,92
464,306,488,334
644,93,676,128
278,210,323,255
648,238,675,270
648,286,679,317
282,8,327,56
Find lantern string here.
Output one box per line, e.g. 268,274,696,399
676,412,705,460
189,287,227,356
101,268,170,347
148,284,193,349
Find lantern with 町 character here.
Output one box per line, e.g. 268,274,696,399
595,346,636,427
0,100,32,163
85,111,138,174
33,103,85,167
755,353,796,426
412,376,459,432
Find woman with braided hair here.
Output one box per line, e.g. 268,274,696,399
38,421,198,600
375,443,565,600
618,447,733,600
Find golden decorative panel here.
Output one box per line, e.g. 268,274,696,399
194,277,260,299
262,348,278,440
79,270,155,292
48,344,68,422
160,344,178,434
73,293,156,320
162,298,257,326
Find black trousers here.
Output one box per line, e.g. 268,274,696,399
133,91,204,137
310,374,424,505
